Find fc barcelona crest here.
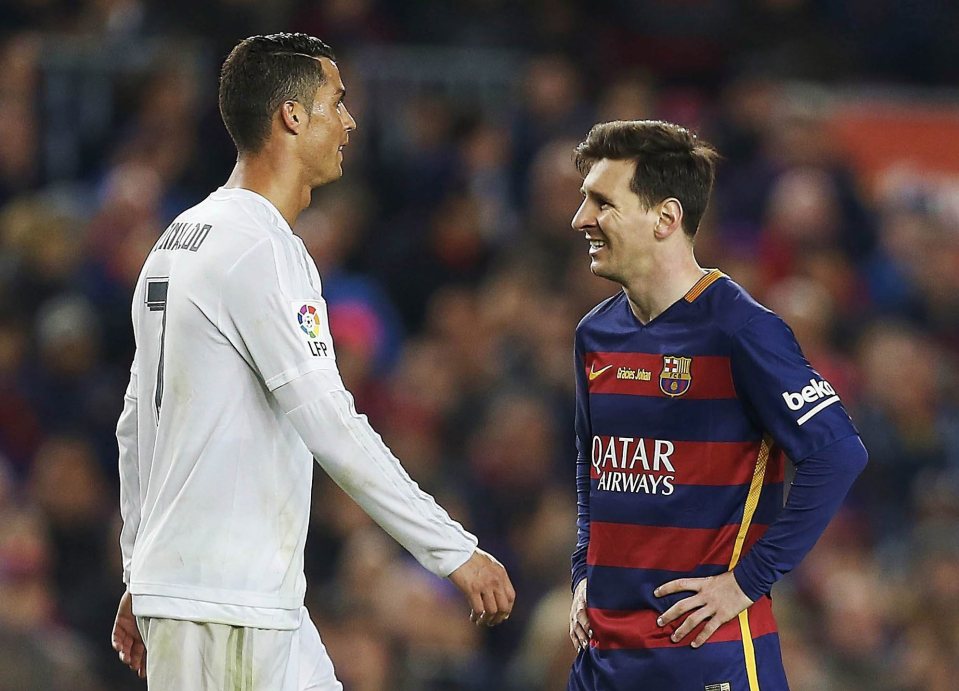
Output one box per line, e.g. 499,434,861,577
659,355,693,397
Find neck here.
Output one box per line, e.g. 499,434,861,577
622,245,706,324
223,151,312,227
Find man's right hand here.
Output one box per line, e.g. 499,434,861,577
448,548,515,627
111,591,146,679
569,578,591,651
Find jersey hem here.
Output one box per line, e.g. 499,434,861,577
130,580,303,610
132,593,301,630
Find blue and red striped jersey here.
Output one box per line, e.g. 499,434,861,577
569,270,860,691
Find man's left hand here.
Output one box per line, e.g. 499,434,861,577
654,571,753,648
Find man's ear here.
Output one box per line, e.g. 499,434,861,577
280,101,302,133
655,198,685,239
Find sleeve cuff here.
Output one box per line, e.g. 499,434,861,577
433,537,478,578
572,565,587,594
732,561,768,603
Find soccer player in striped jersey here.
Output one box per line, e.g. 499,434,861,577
110,34,514,690
566,120,867,691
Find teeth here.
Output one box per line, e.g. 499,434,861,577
589,240,606,249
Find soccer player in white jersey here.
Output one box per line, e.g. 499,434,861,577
110,33,515,690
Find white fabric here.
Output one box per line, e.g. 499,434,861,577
274,368,477,577
118,187,474,631
136,607,341,691
117,365,140,585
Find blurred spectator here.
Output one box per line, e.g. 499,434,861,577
511,55,593,205
0,37,41,207
0,195,86,317
506,583,576,690
0,472,104,690
766,276,857,403
29,295,123,465
852,322,959,535
0,312,42,473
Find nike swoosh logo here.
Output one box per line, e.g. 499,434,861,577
589,364,613,381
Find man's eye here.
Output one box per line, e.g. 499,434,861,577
599,202,611,210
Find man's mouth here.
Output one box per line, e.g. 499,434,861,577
587,236,606,251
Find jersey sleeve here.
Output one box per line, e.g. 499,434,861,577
571,329,591,592
219,238,338,391
730,312,858,462
273,368,478,577
117,359,139,586
733,434,867,600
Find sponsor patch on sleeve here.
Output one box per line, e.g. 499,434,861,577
292,300,334,358
781,378,840,425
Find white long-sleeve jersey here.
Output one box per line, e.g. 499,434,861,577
117,187,476,629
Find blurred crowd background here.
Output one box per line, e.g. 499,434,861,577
2,0,959,689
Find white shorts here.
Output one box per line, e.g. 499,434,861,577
136,607,342,691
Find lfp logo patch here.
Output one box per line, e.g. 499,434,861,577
659,355,692,397
297,304,321,339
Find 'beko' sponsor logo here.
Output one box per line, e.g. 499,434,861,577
781,378,840,425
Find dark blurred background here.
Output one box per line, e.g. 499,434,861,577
1,1,959,689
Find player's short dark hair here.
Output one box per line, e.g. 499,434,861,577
574,120,719,238
219,33,336,154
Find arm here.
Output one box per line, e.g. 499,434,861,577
658,436,868,646
272,369,478,577
273,368,514,625
113,362,146,678
569,331,592,649
570,332,591,591
727,313,867,599
658,312,866,646
117,364,140,587
571,450,590,591
219,239,513,625
733,434,867,600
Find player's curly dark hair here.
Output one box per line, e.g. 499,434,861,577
574,120,719,238
219,33,336,154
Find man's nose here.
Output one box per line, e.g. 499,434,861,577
343,106,357,132
571,201,592,231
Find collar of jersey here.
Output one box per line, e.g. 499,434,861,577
213,187,293,235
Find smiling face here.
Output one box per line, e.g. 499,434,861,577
571,158,662,285
300,58,356,186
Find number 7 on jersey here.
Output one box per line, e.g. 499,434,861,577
146,277,169,418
